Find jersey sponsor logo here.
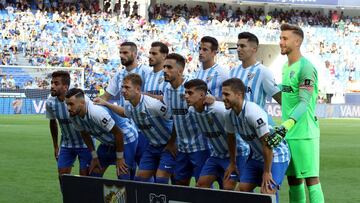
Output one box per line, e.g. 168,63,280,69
158,77,164,84
256,118,266,129
282,85,294,93
172,109,188,115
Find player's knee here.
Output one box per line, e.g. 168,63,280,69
287,176,304,186
305,177,320,186
238,183,255,192
175,179,190,186
222,180,236,190
58,167,71,175
196,178,211,188
79,169,88,176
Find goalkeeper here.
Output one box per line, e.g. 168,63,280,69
266,24,324,203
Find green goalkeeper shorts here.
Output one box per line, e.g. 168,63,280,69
286,138,320,178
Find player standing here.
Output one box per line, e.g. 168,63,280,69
223,78,289,202
163,53,210,186
266,24,324,203
46,71,91,192
94,73,175,184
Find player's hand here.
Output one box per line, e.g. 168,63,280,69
116,158,129,176
164,142,177,158
89,158,102,174
265,126,286,148
54,146,59,161
93,97,108,106
261,171,277,194
203,94,215,105
224,162,238,181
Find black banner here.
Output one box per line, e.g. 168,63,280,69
62,175,275,203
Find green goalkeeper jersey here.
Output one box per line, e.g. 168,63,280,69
281,57,320,139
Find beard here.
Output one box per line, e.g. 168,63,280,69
121,57,134,66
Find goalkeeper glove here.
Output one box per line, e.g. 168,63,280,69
265,119,295,148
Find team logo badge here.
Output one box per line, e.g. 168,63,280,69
247,73,255,80
103,184,127,203
158,77,164,84
290,71,295,79
207,117,214,125
149,193,166,203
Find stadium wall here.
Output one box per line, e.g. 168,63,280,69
1,95,360,118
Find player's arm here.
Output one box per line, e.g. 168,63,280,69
79,130,102,174
110,125,128,175
49,119,59,160
224,112,238,180
93,97,126,117
165,123,177,158
262,68,282,105
225,132,237,180
260,133,276,194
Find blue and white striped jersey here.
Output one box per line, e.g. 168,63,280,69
144,69,169,96
229,62,280,109
71,100,138,146
224,101,290,163
163,79,210,153
188,101,249,158
107,64,152,106
124,95,172,147
193,63,229,98
46,96,87,148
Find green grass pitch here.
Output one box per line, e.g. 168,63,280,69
0,115,359,203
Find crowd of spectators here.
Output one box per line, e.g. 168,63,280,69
0,2,359,99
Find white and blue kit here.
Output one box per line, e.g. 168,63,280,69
46,96,92,170
70,100,138,179
124,95,176,175
193,63,229,99
144,69,168,96
163,79,210,181
224,101,290,195
188,101,249,180
106,64,152,166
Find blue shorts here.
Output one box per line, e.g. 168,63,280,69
97,140,138,170
240,158,289,189
236,155,248,179
174,150,210,181
135,132,149,165
57,147,92,170
199,156,238,181
138,144,176,174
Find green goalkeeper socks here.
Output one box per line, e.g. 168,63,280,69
289,183,306,203
308,183,324,203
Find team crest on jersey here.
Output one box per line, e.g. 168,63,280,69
180,94,186,100
247,73,255,80
206,76,213,82
289,71,295,79
158,77,164,84
207,116,214,125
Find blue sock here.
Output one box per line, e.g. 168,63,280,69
118,174,130,180
155,177,169,184
134,176,154,182
89,172,103,177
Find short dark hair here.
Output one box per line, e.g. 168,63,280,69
222,78,245,97
121,41,138,52
184,79,208,93
238,32,259,47
200,36,219,51
166,53,186,69
280,23,304,39
51,70,70,86
123,73,143,87
65,88,85,99
151,41,169,54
